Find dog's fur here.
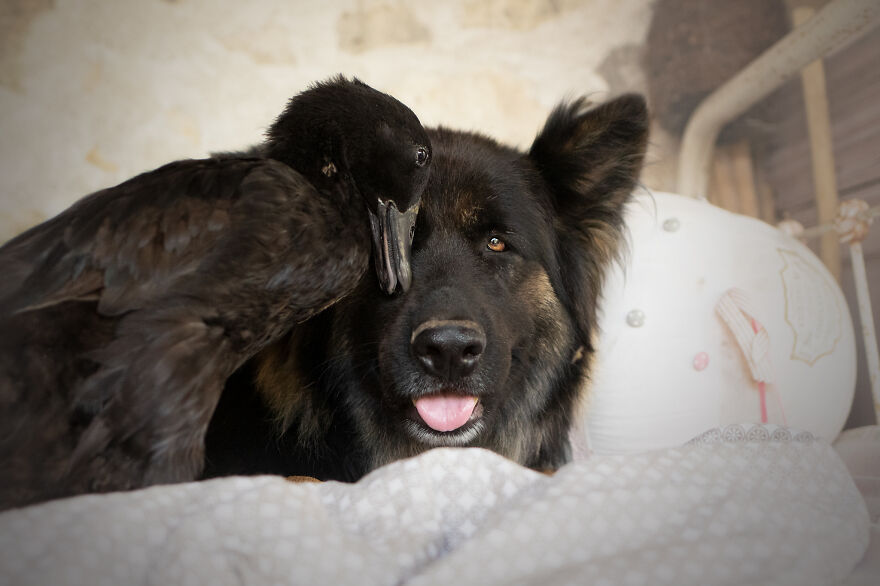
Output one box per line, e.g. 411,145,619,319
204,94,649,481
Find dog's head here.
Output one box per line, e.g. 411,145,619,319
260,95,649,475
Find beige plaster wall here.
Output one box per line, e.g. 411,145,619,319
0,0,658,243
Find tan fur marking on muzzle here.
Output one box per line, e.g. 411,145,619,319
518,270,562,316
517,268,571,363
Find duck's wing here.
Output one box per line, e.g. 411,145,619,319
0,157,370,497
1,158,308,317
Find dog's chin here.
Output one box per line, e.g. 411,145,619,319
401,400,486,448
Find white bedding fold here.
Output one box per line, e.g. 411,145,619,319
0,424,870,586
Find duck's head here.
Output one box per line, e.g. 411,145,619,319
265,76,431,295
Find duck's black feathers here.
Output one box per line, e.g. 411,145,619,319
0,76,431,511
0,153,367,507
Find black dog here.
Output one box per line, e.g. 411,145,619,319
205,94,649,480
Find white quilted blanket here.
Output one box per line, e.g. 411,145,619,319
0,425,870,586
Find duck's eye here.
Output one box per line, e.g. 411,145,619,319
415,147,429,167
487,236,506,252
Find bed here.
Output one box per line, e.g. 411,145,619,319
0,422,874,586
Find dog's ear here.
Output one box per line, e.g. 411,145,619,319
528,94,648,347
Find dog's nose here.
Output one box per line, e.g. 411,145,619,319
411,320,486,381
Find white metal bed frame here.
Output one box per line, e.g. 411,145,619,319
675,0,880,421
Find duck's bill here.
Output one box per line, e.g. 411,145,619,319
369,199,419,295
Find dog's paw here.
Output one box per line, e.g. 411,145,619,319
286,475,322,483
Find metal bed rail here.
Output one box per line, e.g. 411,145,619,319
675,0,880,421
779,202,880,420
676,0,880,200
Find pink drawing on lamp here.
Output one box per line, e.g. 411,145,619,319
749,317,768,423
693,352,709,371
715,288,786,426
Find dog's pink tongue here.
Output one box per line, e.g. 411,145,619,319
414,395,477,432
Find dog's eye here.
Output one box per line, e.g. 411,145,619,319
487,236,506,252
415,147,429,167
